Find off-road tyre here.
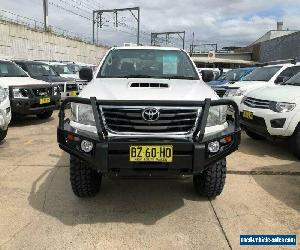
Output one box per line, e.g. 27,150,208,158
245,129,265,140
36,110,53,119
193,159,226,198
70,155,102,197
290,124,300,159
0,128,8,142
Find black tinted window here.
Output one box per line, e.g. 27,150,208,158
277,66,300,79
243,66,281,81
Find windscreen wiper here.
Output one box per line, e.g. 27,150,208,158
163,76,197,80
124,75,153,78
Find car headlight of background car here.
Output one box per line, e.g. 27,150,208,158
269,102,296,113
53,85,60,95
206,105,227,127
0,86,9,103
12,88,30,99
71,103,95,126
224,88,246,97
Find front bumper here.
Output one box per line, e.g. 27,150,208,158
57,97,241,175
0,97,11,130
240,104,299,137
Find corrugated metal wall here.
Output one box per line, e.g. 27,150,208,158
0,20,109,64
259,31,300,62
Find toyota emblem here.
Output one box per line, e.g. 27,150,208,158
142,108,160,122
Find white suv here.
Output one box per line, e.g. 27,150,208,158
223,61,300,112
57,46,241,198
240,72,300,158
0,85,11,142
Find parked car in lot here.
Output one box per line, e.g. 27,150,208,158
209,67,255,97
57,46,241,198
240,72,300,159
0,85,11,142
197,67,226,81
223,60,300,112
14,60,80,100
0,60,60,119
63,61,97,74
47,62,79,80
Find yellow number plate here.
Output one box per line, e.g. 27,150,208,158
129,145,173,162
70,91,77,96
39,97,50,104
242,110,253,120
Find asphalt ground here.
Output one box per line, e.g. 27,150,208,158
0,111,299,249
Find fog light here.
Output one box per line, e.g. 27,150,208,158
270,118,286,128
208,141,220,153
81,140,93,153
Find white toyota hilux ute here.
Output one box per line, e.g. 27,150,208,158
223,62,300,113
0,84,11,142
240,72,300,159
57,46,241,198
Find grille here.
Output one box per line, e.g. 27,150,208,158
102,107,199,134
215,89,227,97
32,87,53,97
66,83,78,92
244,97,270,109
129,82,169,88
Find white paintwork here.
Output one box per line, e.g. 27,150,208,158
74,46,227,137
223,63,300,111
241,85,300,137
0,85,11,134
80,78,218,101
0,76,50,88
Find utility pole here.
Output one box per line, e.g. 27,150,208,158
190,32,195,55
150,31,186,49
43,0,49,31
92,7,140,45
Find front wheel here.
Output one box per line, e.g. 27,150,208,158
36,110,53,119
70,155,102,197
290,125,300,159
193,159,227,198
0,128,8,142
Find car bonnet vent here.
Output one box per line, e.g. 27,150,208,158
129,82,169,88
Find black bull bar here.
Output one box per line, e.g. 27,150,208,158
57,97,241,174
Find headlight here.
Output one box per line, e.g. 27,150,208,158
53,86,60,95
269,102,296,113
224,88,246,97
71,103,95,126
13,88,29,99
206,105,227,127
0,87,8,103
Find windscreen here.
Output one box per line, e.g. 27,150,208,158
284,72,300,86
242,66,281,81
27,64,58,77
67,64,81,73
97,49,199,80
218,69,247,81
0,61,28,77
52,65,73,75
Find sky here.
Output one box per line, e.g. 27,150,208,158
0,0,300,49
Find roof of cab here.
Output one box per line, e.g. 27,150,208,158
111,46,182,51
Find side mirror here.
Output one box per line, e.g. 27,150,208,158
201,70,215,82
79,67,93,81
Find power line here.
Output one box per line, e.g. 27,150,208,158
53,0,92,15
49,2,91,21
